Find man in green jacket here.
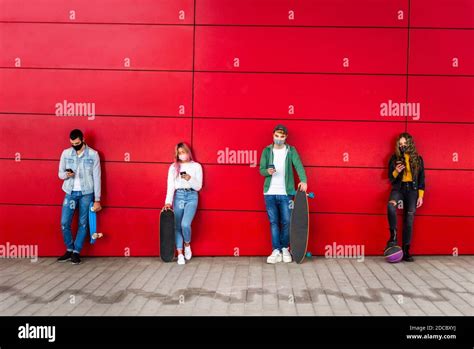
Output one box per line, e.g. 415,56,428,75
259,125,307,264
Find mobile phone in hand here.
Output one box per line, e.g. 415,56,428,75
66,168,74,173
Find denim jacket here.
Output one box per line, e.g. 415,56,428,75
58,145,101,201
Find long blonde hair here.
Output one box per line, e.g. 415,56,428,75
173,142,194,178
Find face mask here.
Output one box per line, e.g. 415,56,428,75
178,154,189,161
72,143,83,151
399,145,407,154
274,138,285,146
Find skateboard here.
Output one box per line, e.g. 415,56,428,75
88,202,103,244
290,191,314,264
160,209,175,262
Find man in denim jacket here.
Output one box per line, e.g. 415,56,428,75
57,129,102,265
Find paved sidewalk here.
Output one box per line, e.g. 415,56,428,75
0,256,472,316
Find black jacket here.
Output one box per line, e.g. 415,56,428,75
388,154,425,191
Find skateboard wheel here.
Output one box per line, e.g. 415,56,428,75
306,252,312,258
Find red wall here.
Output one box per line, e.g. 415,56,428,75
0,0,473,256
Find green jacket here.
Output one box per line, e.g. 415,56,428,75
259,144,307,195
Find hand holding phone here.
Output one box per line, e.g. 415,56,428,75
267,164,276,175
180,171,191,181
395,161,405,173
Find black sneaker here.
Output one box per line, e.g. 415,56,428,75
57,251,72,262
71,252,81,265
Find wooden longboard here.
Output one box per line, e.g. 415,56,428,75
160,210,175,262
290,191,310,264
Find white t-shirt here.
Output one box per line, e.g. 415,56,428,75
165,161,203,205
265,147,287,195
72,151,84,191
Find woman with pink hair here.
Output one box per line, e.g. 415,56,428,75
162,142,203,265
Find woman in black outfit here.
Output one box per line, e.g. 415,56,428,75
386,132,425,262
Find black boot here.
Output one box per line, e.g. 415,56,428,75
402,245,414,262
385,229,398,250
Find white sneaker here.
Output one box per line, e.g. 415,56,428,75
177,254,185,265
184,245,192,261
267,249,282,264
282,247,292,263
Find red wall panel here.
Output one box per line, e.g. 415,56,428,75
408,123,474,169
0,114,191,162
409,30,474,75
0,0,194,24
407,76,474,123
0,69,192,116
410,216,474,254
0,23,193,70
194,73,407,120
192,211,271,256
420,170,474,216
410,0,474,28
196,27,407,73
196,0,408,27
0,0,472,256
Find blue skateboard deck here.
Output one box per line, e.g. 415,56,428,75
88,202,103,244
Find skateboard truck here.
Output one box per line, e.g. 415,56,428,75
91,232,104,239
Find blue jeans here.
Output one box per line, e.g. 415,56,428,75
173,190,198,250
264,194,292,251
60,191,93,254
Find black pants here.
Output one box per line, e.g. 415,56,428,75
387,182,418,245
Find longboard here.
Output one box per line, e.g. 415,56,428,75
160,209,175,262
88,202,103,244
290,191,314,264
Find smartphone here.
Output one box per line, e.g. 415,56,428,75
268,164,275,170
66,168,74,173
180,171,187,176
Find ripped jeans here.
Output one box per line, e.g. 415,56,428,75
387,182,418,245
61,191,94,253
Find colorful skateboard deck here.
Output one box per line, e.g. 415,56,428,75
160,209,175,262
290,191,313,264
